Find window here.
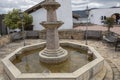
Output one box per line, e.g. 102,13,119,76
104,16,106,20
101,16,104,20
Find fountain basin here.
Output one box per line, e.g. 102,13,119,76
2,41,104,80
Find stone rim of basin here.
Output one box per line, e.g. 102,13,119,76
2,41,104,80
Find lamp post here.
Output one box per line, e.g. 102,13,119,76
85,5,89,45
19,10,25,46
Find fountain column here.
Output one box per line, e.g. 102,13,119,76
39,0,68,63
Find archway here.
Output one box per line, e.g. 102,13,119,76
111,13,120,24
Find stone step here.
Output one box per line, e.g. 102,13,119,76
0,72,10,80
90,60,114,80
112,67,120,80
107,60,120,80
90,65,107,80
103,61,113,80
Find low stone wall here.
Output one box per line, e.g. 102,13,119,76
0,35,11,47
26,31,39,39
59,29,84,40
84,30,103,39
0,29,113,47
39,29,84,40
0,29,84,47
0,32,23,47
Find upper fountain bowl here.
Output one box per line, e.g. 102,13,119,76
40,21,64,29
41,0,61,10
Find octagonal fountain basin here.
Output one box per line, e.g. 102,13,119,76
2,41,104,80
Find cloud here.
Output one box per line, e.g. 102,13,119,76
0,0,41,14
72,0,120,10
88,2,104,8
72,0,89,10
0,0,120,13
116,3,120,7
72,0,89,4
72,0,104,10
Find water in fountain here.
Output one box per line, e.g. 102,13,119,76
12,46,90,73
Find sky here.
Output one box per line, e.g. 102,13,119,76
0,0,120,14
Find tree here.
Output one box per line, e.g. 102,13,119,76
104,17,114,32
23,13,33,27
3,9,33,29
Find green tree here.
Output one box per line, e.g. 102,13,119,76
3,9,33,29
23,13,33,27
104,17,114,32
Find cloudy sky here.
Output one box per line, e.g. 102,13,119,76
72,0,120,11
0,0,120,14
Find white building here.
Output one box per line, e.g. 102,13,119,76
25,0,73,30
89,7,120,25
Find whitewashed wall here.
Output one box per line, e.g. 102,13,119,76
89,8,120,25
30,0,73,30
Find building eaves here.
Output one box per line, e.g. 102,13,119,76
25,1,45,14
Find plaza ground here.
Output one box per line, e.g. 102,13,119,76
0,39,120,80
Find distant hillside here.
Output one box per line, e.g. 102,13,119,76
72,10,88,18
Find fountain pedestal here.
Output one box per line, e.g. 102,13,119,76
39,0,68,63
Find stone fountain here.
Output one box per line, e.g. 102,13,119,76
2,0,105,80
39,0,68,63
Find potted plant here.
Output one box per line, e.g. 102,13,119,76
104,17,114,34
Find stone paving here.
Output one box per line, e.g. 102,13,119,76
0,39,120,80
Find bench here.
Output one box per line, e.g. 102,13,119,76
103,35,117,43
103,32,117,44
26,31,39,39
84,30,102,39
10,32,23,41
